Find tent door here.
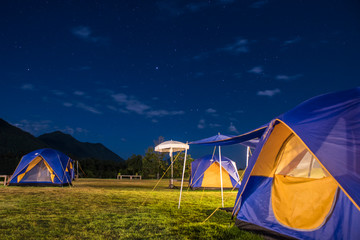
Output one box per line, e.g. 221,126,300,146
202,162,233,188
271,134,338,230
20,158,54,183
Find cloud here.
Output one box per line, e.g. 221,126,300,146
209,123,221,128
276,74,303,81
71,26,108,44
284,37,301,45
21,83,35,91
112,93,128,104
193,52,210,61
52,90,65,96
13,120,52,135
112,93,151,114
13,120,88,136
206,108,217,114
107,105,118,111
186,2,210,12
220,38,249,54
157,1,184,16
72,26,91,38
196,119,221,129
228,122,238,133
63,102,73,107
73,91,85,96
157,0,235,16
250,0,268,8
76,102,102,114
197,119,206,129
194,38,249,60
248,66,263,74
79,66,91,71
146,110,185,118
111,93,184,118
127,101,151,114
257,88,281,97
61,126,89,135
194,72,205,78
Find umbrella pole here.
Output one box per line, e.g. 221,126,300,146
170,148,174,188
219,145,224,208
178,147,188,209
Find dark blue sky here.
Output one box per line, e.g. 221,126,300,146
1,0,359,167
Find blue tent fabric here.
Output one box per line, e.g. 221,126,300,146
189,154,240,188
190,134,234,145
278,87,360,208
9,148,73,186
189,127,266,147
233,87,360,239
236,176,360,239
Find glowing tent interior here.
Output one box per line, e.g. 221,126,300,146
9,148,74,186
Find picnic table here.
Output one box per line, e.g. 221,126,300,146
0,175,9,186
117,174,142,180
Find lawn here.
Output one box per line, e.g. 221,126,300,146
0,179,262,239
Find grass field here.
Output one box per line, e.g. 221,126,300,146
0,178,262,239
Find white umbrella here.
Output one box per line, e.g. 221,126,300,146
155,140,189,209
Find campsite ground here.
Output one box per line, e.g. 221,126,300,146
0,178,261,239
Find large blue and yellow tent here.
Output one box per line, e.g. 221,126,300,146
9,148,73,186
189,154,240,189
231,88,360,239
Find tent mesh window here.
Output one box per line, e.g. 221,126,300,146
21,159,52,182
275,134,329,179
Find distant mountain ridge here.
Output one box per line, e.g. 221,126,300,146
38,131,124,162
0,118,124,174
0,119,48,154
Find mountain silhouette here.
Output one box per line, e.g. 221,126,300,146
38,131,124,162
0,118,124,175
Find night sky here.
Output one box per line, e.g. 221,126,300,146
1,0,359,167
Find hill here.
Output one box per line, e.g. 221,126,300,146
38,131,124,162
0,119,49,174
0,118,124,175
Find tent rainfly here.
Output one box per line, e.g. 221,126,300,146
232,87,360,239
189,133,234,207
189,154,240,189
9,148,74,186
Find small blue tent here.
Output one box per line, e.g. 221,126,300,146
232,88,360,239
189,154,240,189
9,148,73,186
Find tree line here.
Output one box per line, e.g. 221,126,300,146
78,143,193,179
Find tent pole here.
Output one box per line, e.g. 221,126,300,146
219,145,224,208
246,146,250,168
170,148,174,188
178,147,188,209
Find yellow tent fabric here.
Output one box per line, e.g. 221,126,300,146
202,162,233,188
272,175,338,229
248,122,339,230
